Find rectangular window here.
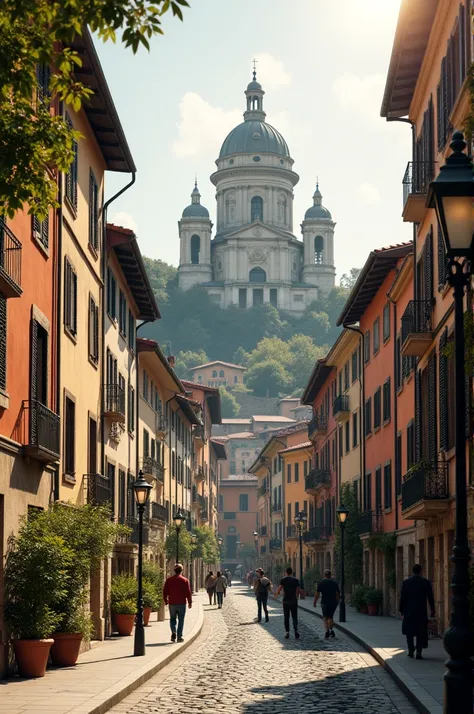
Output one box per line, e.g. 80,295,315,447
294,501,299,519
36,63,51,104
64,396,75,475
338,425,343,457
143,370,149,402
373,317,380,355
294,463,299,482
269,288,278,308
88,295,99,365
384,462,392,509
107,268,117,320
375,467,382,510
351,350,358,384
239,288,247,309
304,460,308,478
338,371,342,396
287,503,291,525
128,309,135,351
119,291,127,337
118,469,126,522
396,433,402,496
352,411,358,448
364,331,370,364
344,361,350,391
128,384,135,433
345,421,350,454
65,115,78,209
0,295,7,391
287,463,291,483
383,303,390,342
32,214,49,250
218,495,224,512
64,258,78,337
253,288,263,307
364,472,372,511
407,421,415,469
365,397,372,435
88,169,99,252
239,494,249,511
373,387,382,429
383,378,391,422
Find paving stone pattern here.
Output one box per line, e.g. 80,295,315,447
110,587,418,714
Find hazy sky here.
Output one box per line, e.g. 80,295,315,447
98,0,412,279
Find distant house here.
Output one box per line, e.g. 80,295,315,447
189,360,246,388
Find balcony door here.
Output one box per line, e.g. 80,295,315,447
88,417,97,476
31,319,48,406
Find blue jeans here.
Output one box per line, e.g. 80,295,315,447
169,604,186,638
217,591,224,606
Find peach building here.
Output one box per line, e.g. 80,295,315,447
189,360,246,388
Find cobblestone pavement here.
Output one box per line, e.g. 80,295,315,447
109,587,418,714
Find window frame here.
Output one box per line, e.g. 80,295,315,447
383,303,390,343
64,257,78,339
373,317,380,355
88,294,99,366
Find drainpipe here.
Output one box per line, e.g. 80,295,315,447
53,101,64,503
135,320,154,486
345,325,365,505
387,294,399,532
100,172,136,478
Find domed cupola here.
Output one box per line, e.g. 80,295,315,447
178,180,213,291
301,180,336,295
304,182,332,220
182,180,210,218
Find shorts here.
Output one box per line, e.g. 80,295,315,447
321,603,337,619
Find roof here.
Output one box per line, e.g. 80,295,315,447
278,397,300,404
190,361,247,372
136,338,183,393
225,431,255,440
210,439,227,460
174,394,202,426
252,416,295,423
337,243,413,326
279,441,312,455
72,29,135,172
221,474,258,482
219,120,290,158
181,380,221,425
221,418,252,424
106,224,160,321
381,0,438,118
182,183,209,219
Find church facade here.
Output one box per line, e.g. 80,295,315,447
178,72,336,315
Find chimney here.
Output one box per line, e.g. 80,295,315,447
167,355,176,368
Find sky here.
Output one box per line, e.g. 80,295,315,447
98,0,412,280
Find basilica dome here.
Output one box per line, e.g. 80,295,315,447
219,120,289,158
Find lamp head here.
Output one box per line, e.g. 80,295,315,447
133,471,152,505
336,503,349,525
173,509,185,529
295,511,307,530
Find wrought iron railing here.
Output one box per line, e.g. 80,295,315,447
87,472,112,505
195,465,205,480
401,300,433,344
357,510,383,535
141,456,164,482
126,516,150,546
272,502,282,512
305,468,331,491
104,383,125,417
286,525,298,539
270,538,282,550
402,161,435,207
151,501,168,523
0,218,22,293
307,413,328,438
402,461,448,511
333,394,350,416
27,399,60,456
303,526,330,543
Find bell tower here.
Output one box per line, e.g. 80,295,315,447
178,181,213,291
301,182,336,295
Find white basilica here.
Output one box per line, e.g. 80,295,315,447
177,71,336,315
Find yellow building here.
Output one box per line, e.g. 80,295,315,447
189,360,246,388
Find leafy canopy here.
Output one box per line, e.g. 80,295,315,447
0,0,189,217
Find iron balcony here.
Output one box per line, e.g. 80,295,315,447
305,468,331,494
303,526,330,545
103,383,126,423
401,461,449,519
0,219,22,298
151,501,168,523
400,300,433,358
195,465,205,482
155,413,168,439
270,538,282,551
357,510,383,537
402,161,435,223
23,399,60,463
193,424,205,442
333,394,350,424
307,413,328,441
87,472,112,506
141,456,164,482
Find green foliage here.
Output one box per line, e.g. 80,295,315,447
303,567,322,595
367,533,396,592
349,584,370,609
174,349,208,380
165,525,192,562
4,519,72,639
245,359,292,397
334,484,363,591
142,257,177,305
143,579,161,610
111,574,137,606
112,599,136,615
219,387,241,418
365,587,383,606
0,0,190,216
142,561,164,592
194,526,220,564
339,268,362,290
61,607,94,641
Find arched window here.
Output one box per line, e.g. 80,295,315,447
212,370,218,378
251,196,263,222
314,235,324,265
249,267,266,283
247,95,260,111
219,369,225,377
277,193,287,224
191,234,200,265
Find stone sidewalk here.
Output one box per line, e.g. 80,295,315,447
0,594,204,714
298,597,445,714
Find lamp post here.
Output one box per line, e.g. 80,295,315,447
190,532,197,593
217,536,223,568
173,509,185,564
132,471,152,657
336,503,349,623
253,530,258,567
427,130,474,714
295,511,307,591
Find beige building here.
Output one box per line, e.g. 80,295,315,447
189,360,246,389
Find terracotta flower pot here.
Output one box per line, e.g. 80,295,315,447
143,608,152,626
13,638,53,678
367,603,378,616
114,613,135,636
50,633,83,667
359,604,369,614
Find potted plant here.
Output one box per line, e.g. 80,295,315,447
4,521,72,678
366,587,383,616
349,584,369,613
111,574,137,635
113,600,136,635
142,562,164,622
50,603,93,667
142,580,160,626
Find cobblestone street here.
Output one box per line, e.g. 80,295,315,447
109,587,418,714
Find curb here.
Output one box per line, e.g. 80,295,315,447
68,604,205,714
300,604,440,714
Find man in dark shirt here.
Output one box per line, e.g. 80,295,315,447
276,567,301,639
399,564,435,659
314,569,340,639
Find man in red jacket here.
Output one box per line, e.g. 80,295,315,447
163,563,192,643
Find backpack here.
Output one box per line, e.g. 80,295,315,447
257,577,271,594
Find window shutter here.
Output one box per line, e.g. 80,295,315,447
72,270,77,335
41,215,49,249
428,350,437,463
465,372,470,439
89,172,94,245
415,369,422,461
424,227,434,305
459,3,466,83
437,223,446,289
94,304,99,362
32,215,41,239
439,327,448,451
0,296,6,391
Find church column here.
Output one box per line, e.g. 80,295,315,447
236,186,243,225
272,186,278,226
289,193,294,232
216,192,223,231
243,186,249,223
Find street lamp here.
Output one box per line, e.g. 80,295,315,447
336,503,349,623
295,511,307,591
173,509,185,564
132,471,152,657
190,532,197,593
427,130,474,714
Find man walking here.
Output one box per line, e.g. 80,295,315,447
163,563,192,643
399,564,435,659
313,569,340,639
275,566,301,639
254,568,272,623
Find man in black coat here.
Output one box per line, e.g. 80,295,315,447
399,564,435,659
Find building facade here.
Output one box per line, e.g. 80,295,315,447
189,360,246,388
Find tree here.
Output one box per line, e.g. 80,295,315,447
174,349,208,380
193,526,219,565
165,525,192,563
244,359,292,397
142,257,177,305
334,483,363,592
219,387,241,418
232,346,250,367
0,0,190,217
339,267,362,290
246,336,291,369
286,334,328,392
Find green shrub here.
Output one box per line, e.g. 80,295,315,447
349,584,370,609
143,579,160,610
303,567,322,595
142,562,164,608
111,574,137,606
113,599,136,615
60,606,94,641
366,587,383,606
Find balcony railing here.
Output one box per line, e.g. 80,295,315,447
0,218,22,297
305,468,331,492
402,161,435,222
357,510,383,536
126,517,150,546
401,300,433,358
141,456,164,482
155,413,168,437
23,399,60,462
307,413,328,440
151,501,168,523
104,384,125,422
272,502,282,513
303,526,330,544
270,538,282,550
401,461,449,519
87,473,112,506
201,497,209,521
333,395,350,423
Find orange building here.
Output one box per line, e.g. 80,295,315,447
218,474,257,573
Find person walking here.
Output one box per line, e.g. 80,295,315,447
205,571,216,606
163,563,192,643
275,566,301,639
215,570,227,609
254,568,272,623
399,564,435,659
226,569,232,587
313,569,340,639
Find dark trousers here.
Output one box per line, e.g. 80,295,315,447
257,593,269,621
406,635,423,654
283,602,298,632
169,604,186,638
